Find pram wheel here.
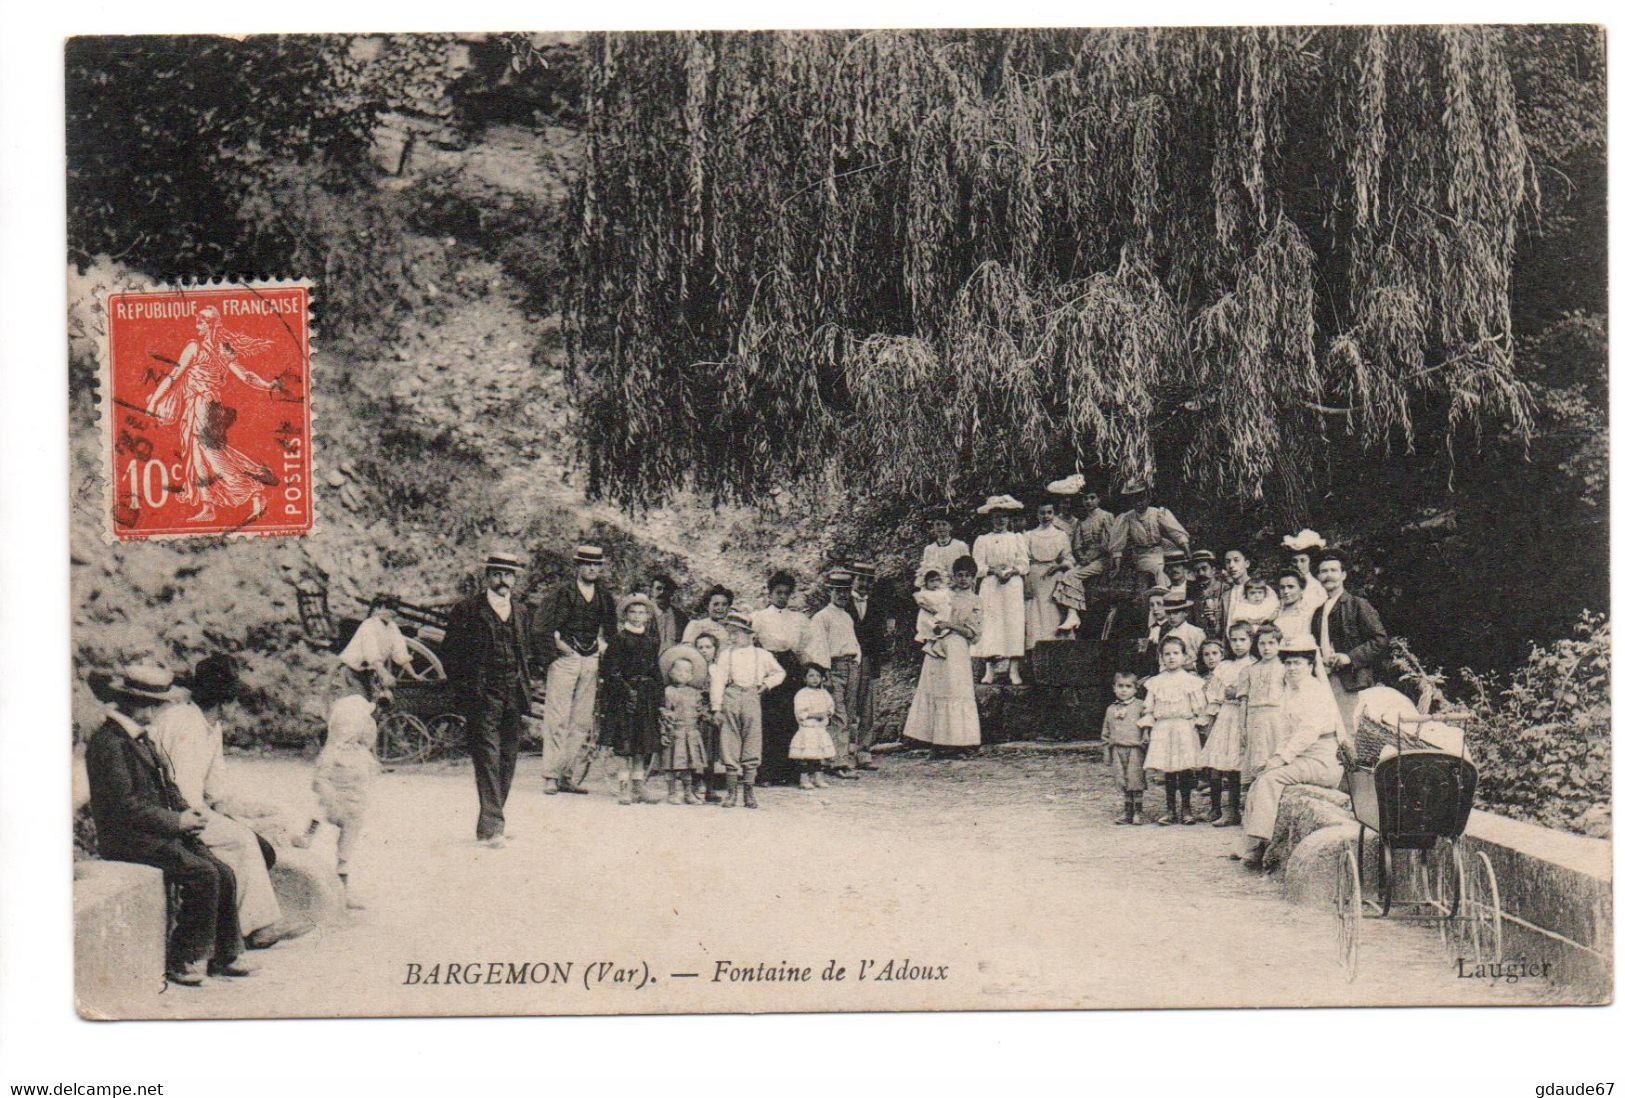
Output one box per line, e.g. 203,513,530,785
1336,845,1361,981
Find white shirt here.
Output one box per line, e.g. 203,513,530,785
752,605,812,656
149,701,224,810
709,647,786,709
487,590,512,622
810,602,861,663
339,615,412,674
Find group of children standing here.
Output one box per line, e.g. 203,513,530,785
651,601,857,809
1104,620,1290,827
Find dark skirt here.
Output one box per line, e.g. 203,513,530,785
599,675,664,758
757,649,803,784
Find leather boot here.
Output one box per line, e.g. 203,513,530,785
1129,792,1144,825
1207,773,1224,822
682,774,702,805
666,777,681,805
617,779,632,805
721,775,739,808
631,778,648,804
743,782,759,809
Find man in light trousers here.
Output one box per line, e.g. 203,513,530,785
534,544,616,794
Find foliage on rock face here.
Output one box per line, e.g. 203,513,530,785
66,34,516,341
1459,613,1611,836
569,27,1538,510
1391,615,1611,837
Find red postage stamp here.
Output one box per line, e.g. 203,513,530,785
100,281,315,540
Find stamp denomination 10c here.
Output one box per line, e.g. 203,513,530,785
101,282,314,540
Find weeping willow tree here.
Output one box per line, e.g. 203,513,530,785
567,27,1536,513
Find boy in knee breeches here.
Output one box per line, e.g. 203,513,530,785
1103,670,1148,825
709,612,785,808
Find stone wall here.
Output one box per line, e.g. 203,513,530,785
1269,785,1612,995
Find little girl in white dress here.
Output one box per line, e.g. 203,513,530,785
788,664,837,789
1139,636,1209,826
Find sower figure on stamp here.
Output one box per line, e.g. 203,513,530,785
442,551,534,847
143,306,282,525
532,545,616,796
86,663,256,986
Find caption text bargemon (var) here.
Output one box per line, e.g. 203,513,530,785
402,958,949,990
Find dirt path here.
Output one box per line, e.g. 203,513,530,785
144,748,1561,1018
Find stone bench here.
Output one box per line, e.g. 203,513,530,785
75,860,166,1018
1268,785,1613,993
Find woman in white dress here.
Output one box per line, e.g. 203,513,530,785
1024,499,1077,645
901,556,982,752
969,495,1029,684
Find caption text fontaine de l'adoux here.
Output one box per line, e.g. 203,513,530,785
401,958,949,990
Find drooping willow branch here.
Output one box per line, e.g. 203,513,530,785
566,26,1536,511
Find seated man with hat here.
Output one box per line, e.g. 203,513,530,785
442,550,535,846
531,544,617,797
149,654,309,949
85,663,257,986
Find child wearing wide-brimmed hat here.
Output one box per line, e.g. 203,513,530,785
658,643,710,805
598,593,665,805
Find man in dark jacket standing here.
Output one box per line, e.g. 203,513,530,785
1309,548,1391,734
442,551,533,847
85,663,255,986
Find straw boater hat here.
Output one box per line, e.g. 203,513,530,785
723,609,756,633
1162,593,1193,612
484,550,524,572
848,562,877,580
1119,477,1151,498
107,662,186,705
1045,473,1086,496
659,643,708,683
1189,549,1216,565
618,593,655,619
1281,529,1326,553
826,567,854,588
573,544,605,565
1164,548,1189,569
976,494,1024,515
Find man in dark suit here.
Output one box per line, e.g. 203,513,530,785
85,663,255,986
1308,547,1391,733
442,551,533,847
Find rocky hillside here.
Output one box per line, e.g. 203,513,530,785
69,120,890,747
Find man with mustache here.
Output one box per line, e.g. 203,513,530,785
442,550,535,847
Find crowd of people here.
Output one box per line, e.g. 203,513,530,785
82,474,1394,987
902,474,1392,871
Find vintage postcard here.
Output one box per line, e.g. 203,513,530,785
66,27,1610,1020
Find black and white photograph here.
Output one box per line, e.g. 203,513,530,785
23,13,1622,1039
